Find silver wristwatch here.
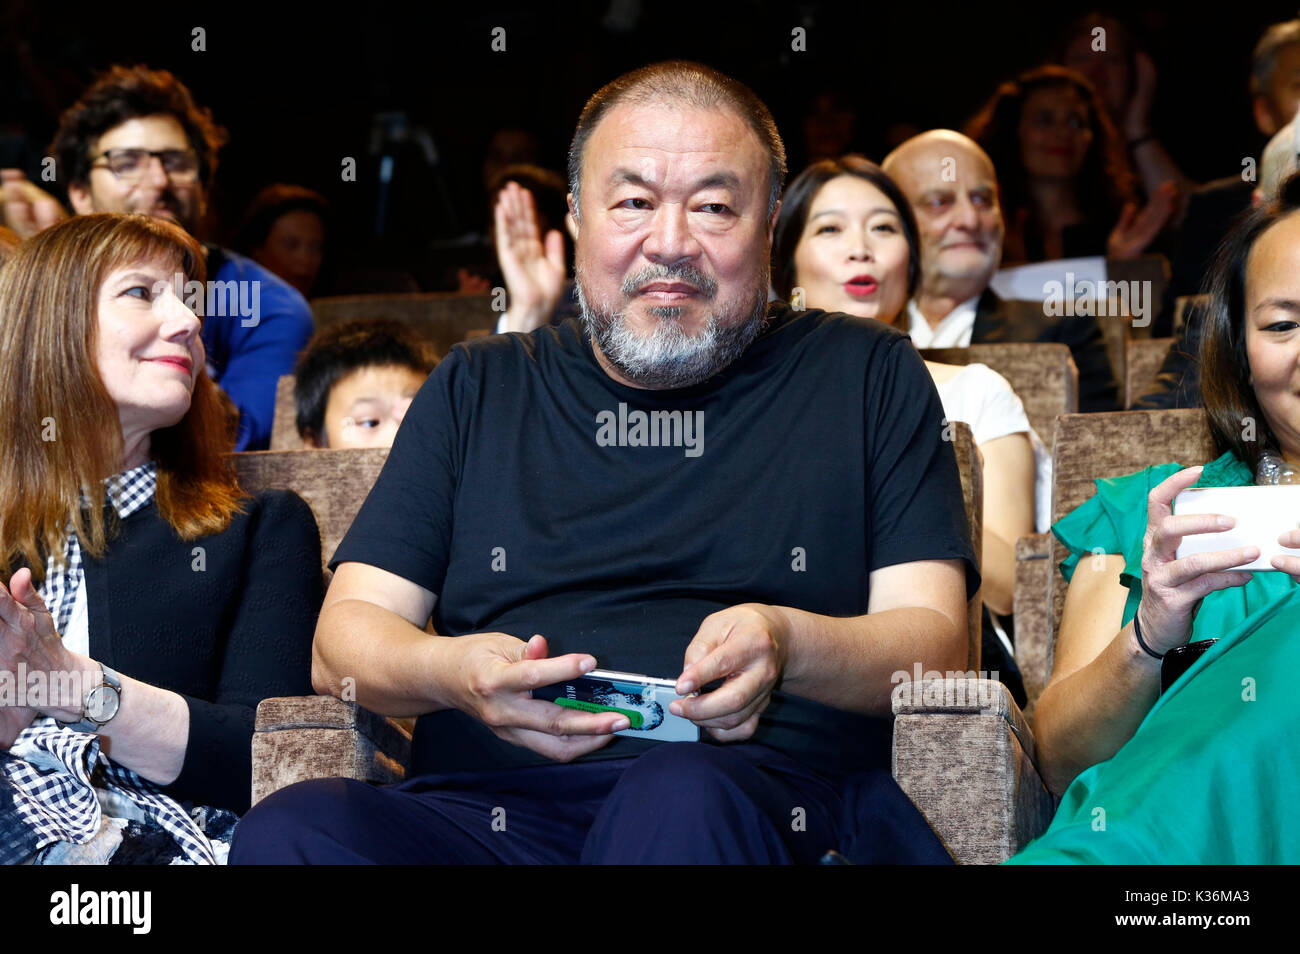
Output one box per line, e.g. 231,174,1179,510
59,663,123,732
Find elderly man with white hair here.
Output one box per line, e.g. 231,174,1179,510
882,130,1119,412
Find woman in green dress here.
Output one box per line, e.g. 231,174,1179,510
1010,175,1300,864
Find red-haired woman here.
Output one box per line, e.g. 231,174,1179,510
967,65,1178,263
0,213,320,864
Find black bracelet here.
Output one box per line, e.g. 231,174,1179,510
1127,133,1156,152
1132,610,1164,660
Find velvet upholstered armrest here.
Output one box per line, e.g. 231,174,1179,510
891,678,1056,865
250,696,413,807
1013,532,1054,712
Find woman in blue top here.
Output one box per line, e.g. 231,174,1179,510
1011,175,1300,864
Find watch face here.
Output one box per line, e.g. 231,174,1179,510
86,685,120,723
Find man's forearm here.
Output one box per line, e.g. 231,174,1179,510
773,605,968,716
312,598,460,718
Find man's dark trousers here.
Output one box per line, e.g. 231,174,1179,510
230,741,951,864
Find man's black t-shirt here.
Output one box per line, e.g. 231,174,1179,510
331,304,979,777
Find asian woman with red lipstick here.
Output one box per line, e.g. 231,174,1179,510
774,156,1047,705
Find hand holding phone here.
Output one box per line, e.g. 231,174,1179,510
453,634,626,762
1134,468,1258,657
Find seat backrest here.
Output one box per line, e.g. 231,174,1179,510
920,342,1077,443
230,448,391,568
1099,254,1171,390
1106,253,1170,326
270,375,305,450
948,421,983,671
310,293,496,357
1124,337,1176,408
1045,409,1216,676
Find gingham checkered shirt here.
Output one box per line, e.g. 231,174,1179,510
0,461,218,864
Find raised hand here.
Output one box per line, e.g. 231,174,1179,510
494,181,567,333
1107,180,1178,260
1122,50,1159,143
0,169,68,241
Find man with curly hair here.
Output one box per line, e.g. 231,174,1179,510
1,66,313,451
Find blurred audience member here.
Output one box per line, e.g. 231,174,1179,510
1134,124,1300,411
0,224,18,266
1059,13,1194,220
1258,118,1300,204
1251,19,1300,137
481,127,540,194
801,88,858,164
457,163,576,321
236,184,329,299
883,129,1119,412
1,65,313,451
968,65,1177,263
486,165,572,267
294,318,436,449
1138,18,1300,404
0,168,65,240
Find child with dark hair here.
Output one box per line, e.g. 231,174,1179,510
294,318,436,449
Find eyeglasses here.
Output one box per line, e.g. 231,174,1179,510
90,148,200,183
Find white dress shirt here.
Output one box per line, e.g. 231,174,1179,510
906,295,981,349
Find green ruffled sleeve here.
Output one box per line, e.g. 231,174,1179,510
1052,451,1252,632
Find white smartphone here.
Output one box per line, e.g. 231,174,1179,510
1173,485,1300,570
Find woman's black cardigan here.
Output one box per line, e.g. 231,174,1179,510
46,489,322,813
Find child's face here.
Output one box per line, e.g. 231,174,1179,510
317,364,427,449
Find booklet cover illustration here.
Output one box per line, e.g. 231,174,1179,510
531,669,699,742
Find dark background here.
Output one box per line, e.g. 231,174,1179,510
3,0,1295,288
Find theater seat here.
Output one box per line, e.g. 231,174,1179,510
244,425,1051,863
230,447,390,568
1124,338,1177,409
309,292,496,358
902,410,1217,861
269,376,304,450
891,422,1055,864
1013,409,1216,708
230,447,409,804
920,341,1077,444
